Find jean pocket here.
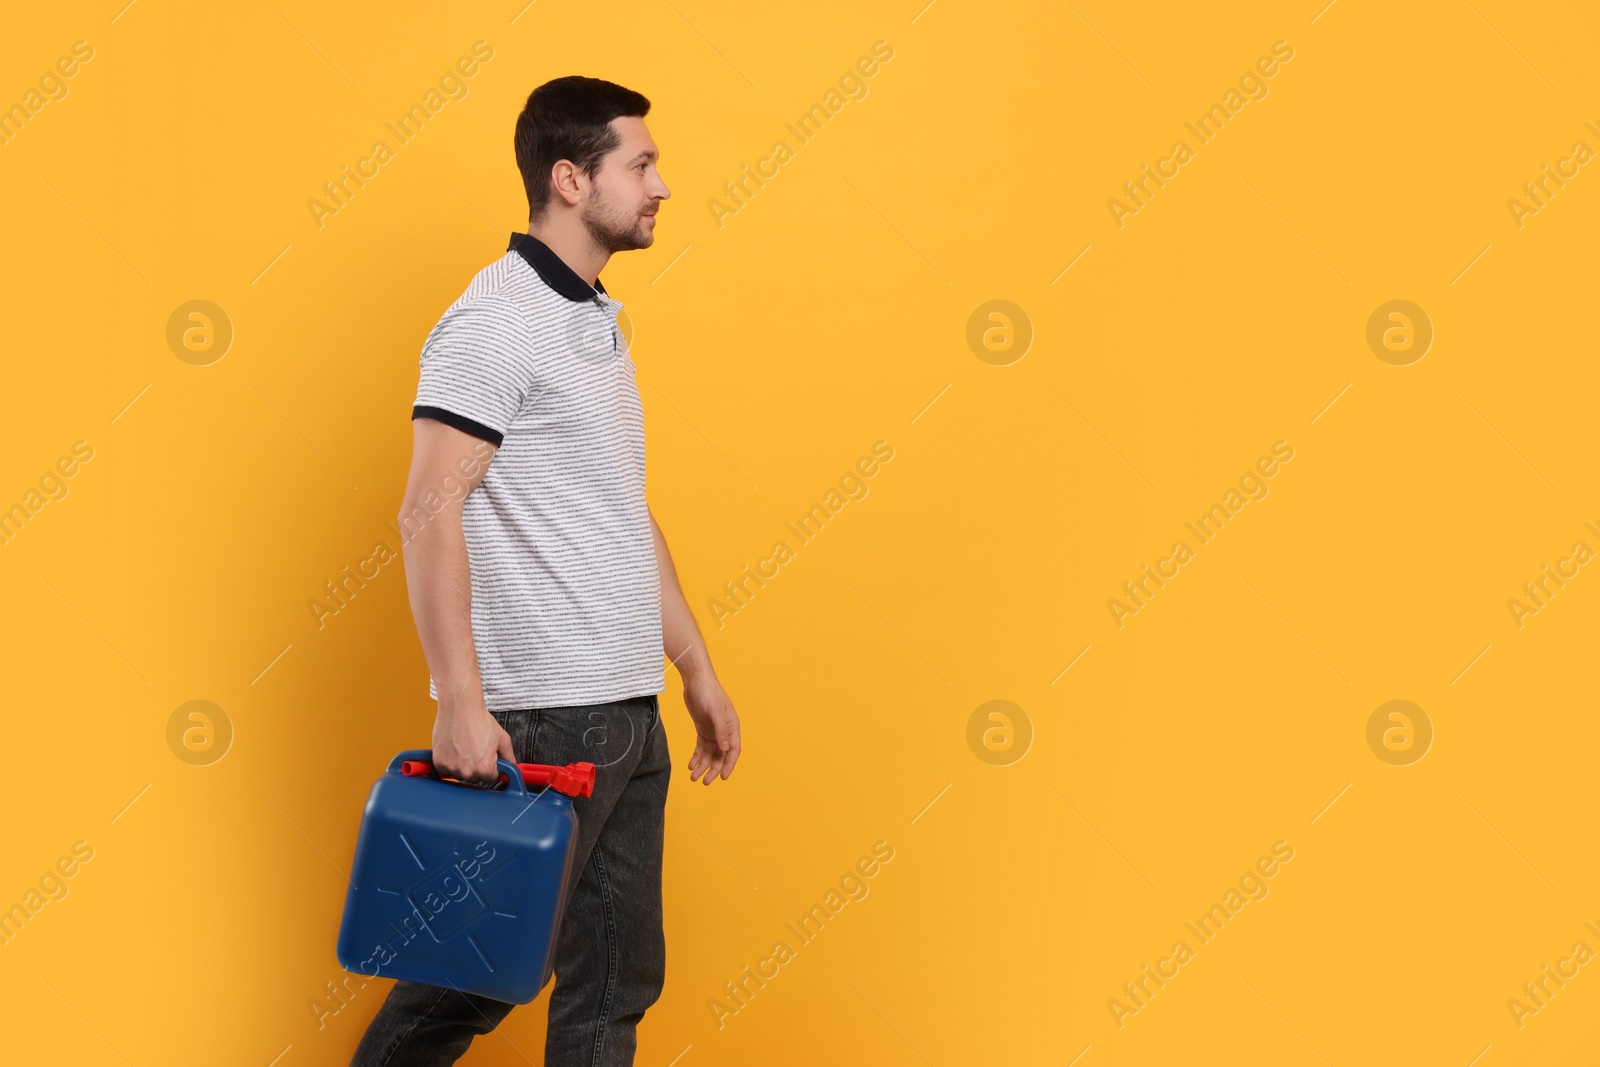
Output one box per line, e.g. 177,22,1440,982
492,709,537,762
646,693,661,738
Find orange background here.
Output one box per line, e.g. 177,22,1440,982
3,1,1600,1064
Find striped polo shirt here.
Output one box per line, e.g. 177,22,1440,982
411,231,663,711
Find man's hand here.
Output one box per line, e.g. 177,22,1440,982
431,698,515,785
683,673,741,785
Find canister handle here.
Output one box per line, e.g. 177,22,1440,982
389,749,530,798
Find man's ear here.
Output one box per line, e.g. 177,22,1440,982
550,159,586,207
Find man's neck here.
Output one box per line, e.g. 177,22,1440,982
526,217,608,288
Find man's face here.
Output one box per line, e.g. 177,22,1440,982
581,116,670,253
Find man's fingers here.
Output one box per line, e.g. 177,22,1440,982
711,747,739,781
713,717,741,779
690,739,720,782
702,740,733,785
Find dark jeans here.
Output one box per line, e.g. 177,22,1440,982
351,693,671,1066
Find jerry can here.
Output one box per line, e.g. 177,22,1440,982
336,749,596,1003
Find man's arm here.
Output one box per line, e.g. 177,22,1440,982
398,417,514,784
650,508,742,784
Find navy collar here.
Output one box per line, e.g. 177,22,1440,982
507,231,606,301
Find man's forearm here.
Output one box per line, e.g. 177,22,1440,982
402,512,484,704
650,512,715,682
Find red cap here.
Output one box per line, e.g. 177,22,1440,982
401,760,596,798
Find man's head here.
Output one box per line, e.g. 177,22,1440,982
514,76,670,253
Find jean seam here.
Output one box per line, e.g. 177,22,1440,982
589,845,620,1067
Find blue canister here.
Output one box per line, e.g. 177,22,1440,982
336,749,595,1003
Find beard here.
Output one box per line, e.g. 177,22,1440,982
582,193,653,253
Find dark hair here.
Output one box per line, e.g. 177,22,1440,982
514,76,651,220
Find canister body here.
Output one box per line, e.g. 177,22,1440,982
336,757,579,1003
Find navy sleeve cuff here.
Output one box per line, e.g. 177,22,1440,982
412,405,505,447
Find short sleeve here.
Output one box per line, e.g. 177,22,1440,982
412,295,533,447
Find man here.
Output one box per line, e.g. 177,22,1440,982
352,75,742,1066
